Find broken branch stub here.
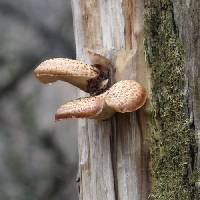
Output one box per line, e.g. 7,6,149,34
85,48,112,72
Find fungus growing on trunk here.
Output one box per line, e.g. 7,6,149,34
34,58,108,95
55,80,147,120
34,52,147,120
105,80,147,113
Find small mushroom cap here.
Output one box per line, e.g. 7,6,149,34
105,80,147,113
55,95,104,120
34,58,99,92
55,94,115,120
55,80,147,121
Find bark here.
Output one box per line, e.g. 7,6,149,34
145,0,199,199
71,0,199,199
173,1,200,198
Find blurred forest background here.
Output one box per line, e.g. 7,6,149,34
0,0,78,199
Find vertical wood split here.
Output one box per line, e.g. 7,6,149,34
71,0,150,199
71,0,199,199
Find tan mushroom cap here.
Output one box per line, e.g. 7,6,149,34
55,93,115,120
34,58,99,91
55,96,103,120
55,80,147,121
105,80,147,113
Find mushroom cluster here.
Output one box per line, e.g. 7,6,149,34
34,51,147,120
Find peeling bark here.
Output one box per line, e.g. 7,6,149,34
173,1,200,198
145,0,199,199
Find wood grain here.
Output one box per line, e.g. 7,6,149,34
173,1,200,197
71,0,151,199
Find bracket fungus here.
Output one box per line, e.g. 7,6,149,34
34,51,147,120
34,57,109,95
55,80,147,120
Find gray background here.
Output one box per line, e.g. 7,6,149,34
0,0,78,199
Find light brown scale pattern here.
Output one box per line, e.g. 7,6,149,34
105,80,147,113
55,80,147,120
34,57,147,120
55,95,105,120
34,58,99,78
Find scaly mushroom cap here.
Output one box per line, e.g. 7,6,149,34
55,94,115,120
34,58,99,92
105,80,147,113
55,80,147,121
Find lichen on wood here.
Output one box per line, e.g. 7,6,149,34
144,0,196,199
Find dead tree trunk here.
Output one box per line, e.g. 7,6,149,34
71,0,150,199
173,1,200,199
71,0,199,199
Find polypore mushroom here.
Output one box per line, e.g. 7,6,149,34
34,51,147,121
34,58,108,94
55,80,147,120
55,93,114,120
105,80,147,113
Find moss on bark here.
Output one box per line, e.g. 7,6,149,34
144,0,195,199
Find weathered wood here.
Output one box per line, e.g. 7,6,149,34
144,0,199,199
71,0,200,199
71,0,150,200
173,1,200,197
